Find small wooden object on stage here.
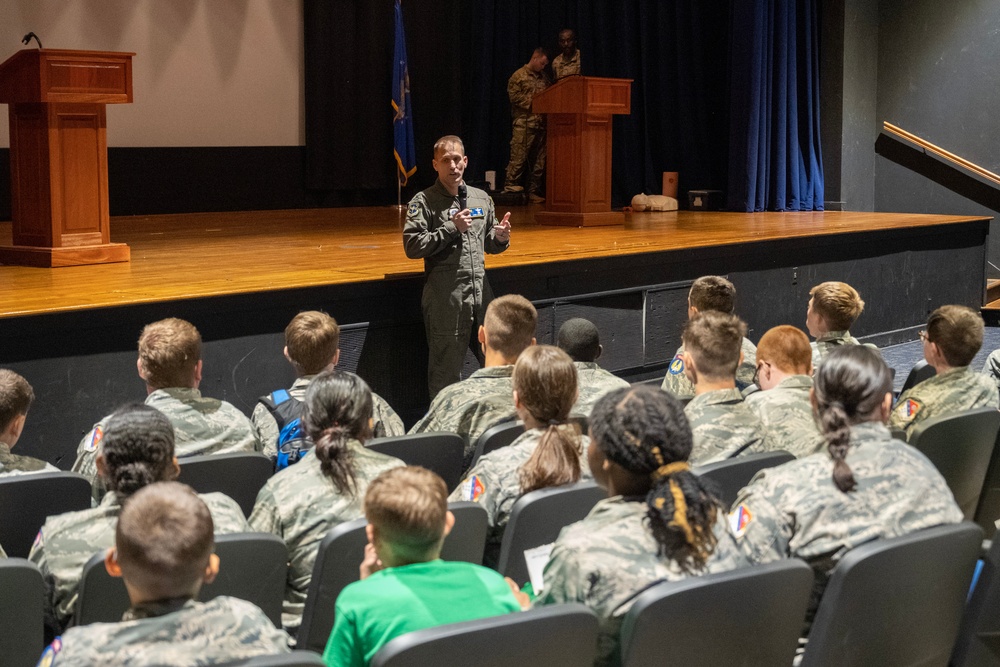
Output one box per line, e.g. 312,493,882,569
532,76,632,227
0,49,133,267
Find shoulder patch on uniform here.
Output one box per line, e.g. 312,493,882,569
895,398,922,422
470,207,485,218
38,637,62,667
729,504,753,539
407,202,419,216
669,355,685,375
459,475,486,502
84,426,103,453
448,207,459,219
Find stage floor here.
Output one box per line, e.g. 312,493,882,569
0,207,989,318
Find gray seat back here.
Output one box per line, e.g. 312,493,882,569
178,452,274,516
0,472,91,558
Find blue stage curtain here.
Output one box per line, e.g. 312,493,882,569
728,0,824,212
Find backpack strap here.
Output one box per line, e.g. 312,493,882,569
258,389,299,432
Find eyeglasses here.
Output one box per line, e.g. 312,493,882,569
753,362,769,386
918,330,929,342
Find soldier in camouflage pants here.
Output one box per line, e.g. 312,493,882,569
504,48,550,202
36,481,289,665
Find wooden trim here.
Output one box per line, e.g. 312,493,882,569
882,121,1000,186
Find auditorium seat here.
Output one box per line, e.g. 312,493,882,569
497,481,606,586
898,359,936,395
908,407,1000,520
177,452,274,517
366,432,466,491
238,652,326,666
370,603,599,667
619,559,813,667
0,558,45,667
800,522,982,667
952,536,1000,666
470,421,524,469
0,472,92,558
693,450,795,508
297,502,488,654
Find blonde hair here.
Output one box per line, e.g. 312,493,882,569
0,369,33,431
810,282,864,331
285,311,339,375
756,326,812,375
365,466,448,564
927,305,984,367
484,295,537,360
138,318,201,389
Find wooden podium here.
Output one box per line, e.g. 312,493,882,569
532,76,632,227
0,49,133,267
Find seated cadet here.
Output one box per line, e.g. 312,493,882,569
323,466,522,667
37,481,290,665
252,310,404,461
661,276,757,399
556,318,629,416
731,346,961,634
682,312,771,464
536,386,750,667
745,326,824,457
409,294,537,467
890,305,998,439
806,281,867,368
72,317,261,500
249,370,405,635
30,404,249,634
0,369,57,476
450,345,591,567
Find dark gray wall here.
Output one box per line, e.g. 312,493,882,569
874,0,1000,269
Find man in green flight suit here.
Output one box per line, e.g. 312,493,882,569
403,136,512,399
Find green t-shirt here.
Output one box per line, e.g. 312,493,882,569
322,559,521,667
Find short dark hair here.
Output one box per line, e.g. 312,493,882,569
484,295,537,360
689,276,736,314
0,369,33,432
926,305,984,367
101,404,177,498
557,318,601,362
303,370,373,495
682,311,746,381
285,311,340,375
116,481,214,601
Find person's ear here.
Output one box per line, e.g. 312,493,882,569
809,387,818,413
738,350,745,366
96,453,108,480
512,389,521,410
478,326,486,344
365,523,376,545
193,359,203,387
530,337,536,346
332,348,341,368
104,548,122,578
136,357,147,381
203,553,220,585
7,413,26,445
283,346,292,364
169,456,181,481
442,510,456,538
880,391,893,421
596,344,603,360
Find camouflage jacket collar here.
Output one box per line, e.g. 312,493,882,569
0,441,11,459
848,420,892,447
573,361,603,372
924,365,970,382
124,597,196,621
292,375,316,390
816,330,855,344
776,375,813,391
688,387,743,408
469,365,515,379
149,387,202,402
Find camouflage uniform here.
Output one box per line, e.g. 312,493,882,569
403,181,509,398
251,375,405,458
504,65,549,197
810,330,861,369
248,441,404,632
573,362,630,417
982,350,1000,390
538,497,751,667
37,596,290,666
450,427,592,567
730,421,962,630
744,375,824,458
551,49,581,80
660,338,758,400
889,365,999,440
0,441,57,476
685,388,771,464
72,387,261,500
409,365,518,467
29,491,249,632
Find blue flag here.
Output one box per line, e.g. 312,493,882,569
392,0,416,186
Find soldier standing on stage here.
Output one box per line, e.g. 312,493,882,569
504,48,550,204
552,29,581,80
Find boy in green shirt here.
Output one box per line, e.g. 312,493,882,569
323,466,523,666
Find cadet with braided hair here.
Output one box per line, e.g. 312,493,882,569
249,370,405,634
731,346,962,633
29,404,249,634
450,345,591,567
537,386,750,667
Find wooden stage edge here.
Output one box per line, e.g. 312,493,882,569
0,206,990,319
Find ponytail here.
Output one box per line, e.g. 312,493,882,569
645,461,719,573
518,422,582,494
820,401,856,493
100,403,176,499
302,370,373,496
313,424,358,495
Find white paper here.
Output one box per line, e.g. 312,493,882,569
524,543,555,595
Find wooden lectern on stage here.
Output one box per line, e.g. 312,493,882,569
532,76,632,227
0,49,134,267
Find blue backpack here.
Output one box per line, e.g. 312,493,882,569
258,389,313,471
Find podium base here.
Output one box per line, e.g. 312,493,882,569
0,243,130,268
534,211,624,227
